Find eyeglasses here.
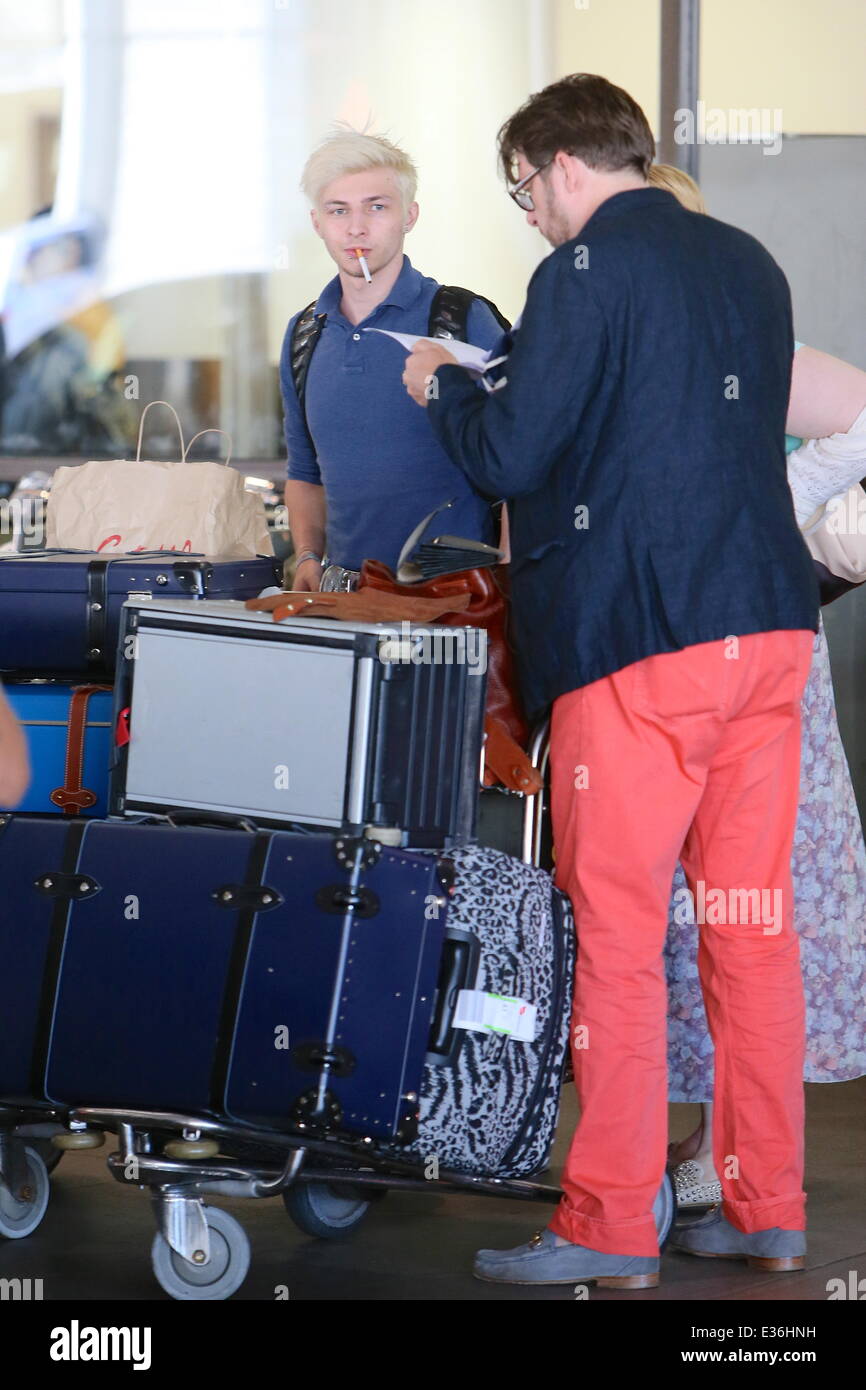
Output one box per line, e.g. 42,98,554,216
508,159,553,211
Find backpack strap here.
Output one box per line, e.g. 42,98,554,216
288,285,510,443
427,285,511,341
289,299,328,443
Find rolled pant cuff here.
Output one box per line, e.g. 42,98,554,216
722,1193,807,1233
549,1203,660,1257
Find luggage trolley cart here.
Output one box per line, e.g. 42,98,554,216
0,1106,67,1240
0,1102,111,1240
60,723,675,1301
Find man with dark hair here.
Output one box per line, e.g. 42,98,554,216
497,71,656,184
404,73,818,1289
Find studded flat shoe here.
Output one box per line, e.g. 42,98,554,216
671,1157,722,1208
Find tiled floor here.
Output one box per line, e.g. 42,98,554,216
2,1078,863,1302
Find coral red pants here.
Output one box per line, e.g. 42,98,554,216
548,630,815,1256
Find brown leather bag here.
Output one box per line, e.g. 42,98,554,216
359,559,527,741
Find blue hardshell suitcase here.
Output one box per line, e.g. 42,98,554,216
2,683,113,816
36,820,448,1140
0,551,281,679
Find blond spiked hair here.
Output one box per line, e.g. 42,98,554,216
301,126,418,212
647,163,707,214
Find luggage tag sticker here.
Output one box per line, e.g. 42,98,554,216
454,990,537,1043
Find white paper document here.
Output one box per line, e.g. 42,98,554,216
365,328,508,391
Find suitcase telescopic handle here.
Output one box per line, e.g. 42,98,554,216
427,932,479,1058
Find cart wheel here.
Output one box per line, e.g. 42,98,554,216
654,1172,676,1249
151,1206,250,1301
28,1140,64,1175
0,1145,50,1239
283,1182,372,1239
163,1138,221,1160
51,1129,104,1150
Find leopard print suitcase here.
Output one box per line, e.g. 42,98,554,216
411,844,575,1178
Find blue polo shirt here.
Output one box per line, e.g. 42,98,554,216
279,256,504,571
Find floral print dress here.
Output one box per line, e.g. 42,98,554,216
665,617,866,1102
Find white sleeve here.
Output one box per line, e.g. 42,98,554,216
787,403,866,526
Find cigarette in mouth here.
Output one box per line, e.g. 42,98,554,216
352,247,373,283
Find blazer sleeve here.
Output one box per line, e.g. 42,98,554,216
427,250,608,498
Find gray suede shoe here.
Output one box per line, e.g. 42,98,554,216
474,1228,659,1288
671,1206,806,1270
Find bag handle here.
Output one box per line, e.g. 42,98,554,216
183,429,234,467
135,400,185,462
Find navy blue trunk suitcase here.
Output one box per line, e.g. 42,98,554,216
0,551,280,679
0,816,78,1105
1,817,448,1139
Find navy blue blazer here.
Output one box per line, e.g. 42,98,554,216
428,187,819,722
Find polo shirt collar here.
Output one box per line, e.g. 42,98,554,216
315,254,424,317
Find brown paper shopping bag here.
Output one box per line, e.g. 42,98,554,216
46,400,273,557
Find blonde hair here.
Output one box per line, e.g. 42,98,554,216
648,163,707,214
301,126,418,211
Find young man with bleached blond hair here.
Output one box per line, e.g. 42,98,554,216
280,127,506,592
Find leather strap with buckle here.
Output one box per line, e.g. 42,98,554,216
483,716,544,795
50,684,112,815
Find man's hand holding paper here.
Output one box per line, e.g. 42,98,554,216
402,340,459,407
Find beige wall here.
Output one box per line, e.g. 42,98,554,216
552,0,866,136
0,89,61,229
701,0,866,134
553,0,660,130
